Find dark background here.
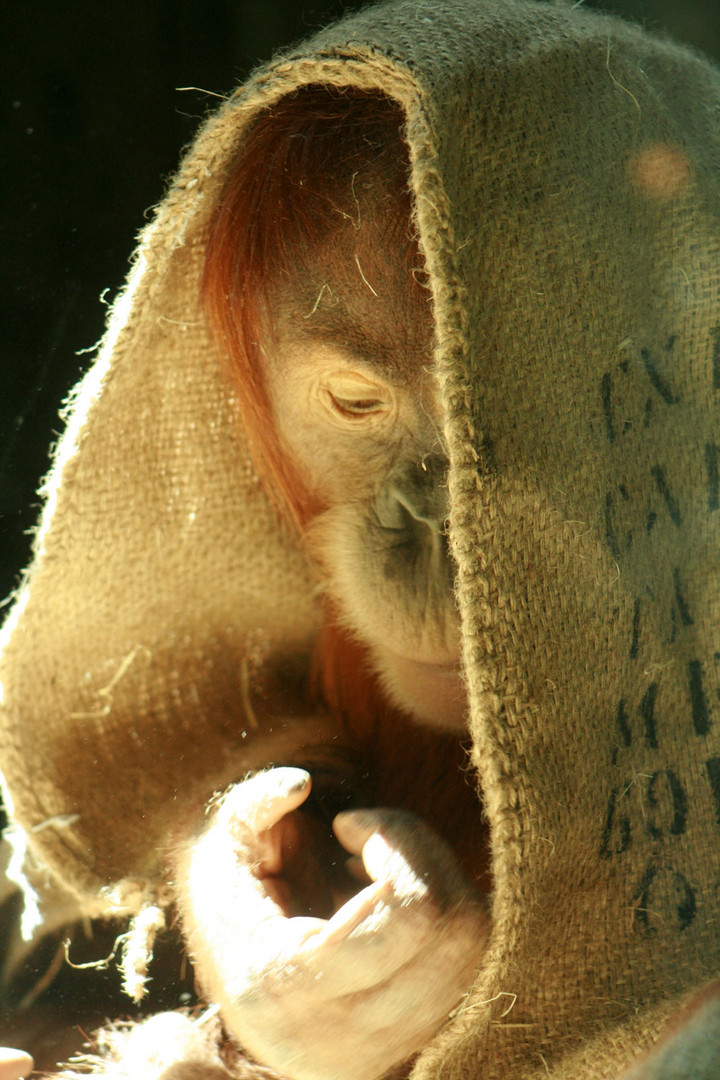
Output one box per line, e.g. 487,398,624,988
2,0,720,603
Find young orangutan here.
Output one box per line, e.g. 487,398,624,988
167,87,491,1080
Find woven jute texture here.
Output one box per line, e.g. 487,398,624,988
1,1,719,1076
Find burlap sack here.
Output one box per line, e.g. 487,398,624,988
1,0,719,1076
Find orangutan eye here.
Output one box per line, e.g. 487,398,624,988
328,393,386,417
320,371,394,424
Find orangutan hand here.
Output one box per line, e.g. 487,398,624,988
174,767,488,1080
0,1050,33,1080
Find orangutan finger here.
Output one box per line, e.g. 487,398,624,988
0,1050,33,1080
217,767,311,836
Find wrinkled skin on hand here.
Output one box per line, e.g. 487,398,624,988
173,768,489,1080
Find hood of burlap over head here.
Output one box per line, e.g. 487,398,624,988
1,0,719,1076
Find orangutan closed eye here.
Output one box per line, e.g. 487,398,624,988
168,87,491,1080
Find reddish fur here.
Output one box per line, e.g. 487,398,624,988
311,616,383,740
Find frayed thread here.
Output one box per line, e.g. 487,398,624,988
51,1011,283,1080
119,902,168,1003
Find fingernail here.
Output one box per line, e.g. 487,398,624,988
275,766,311,793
